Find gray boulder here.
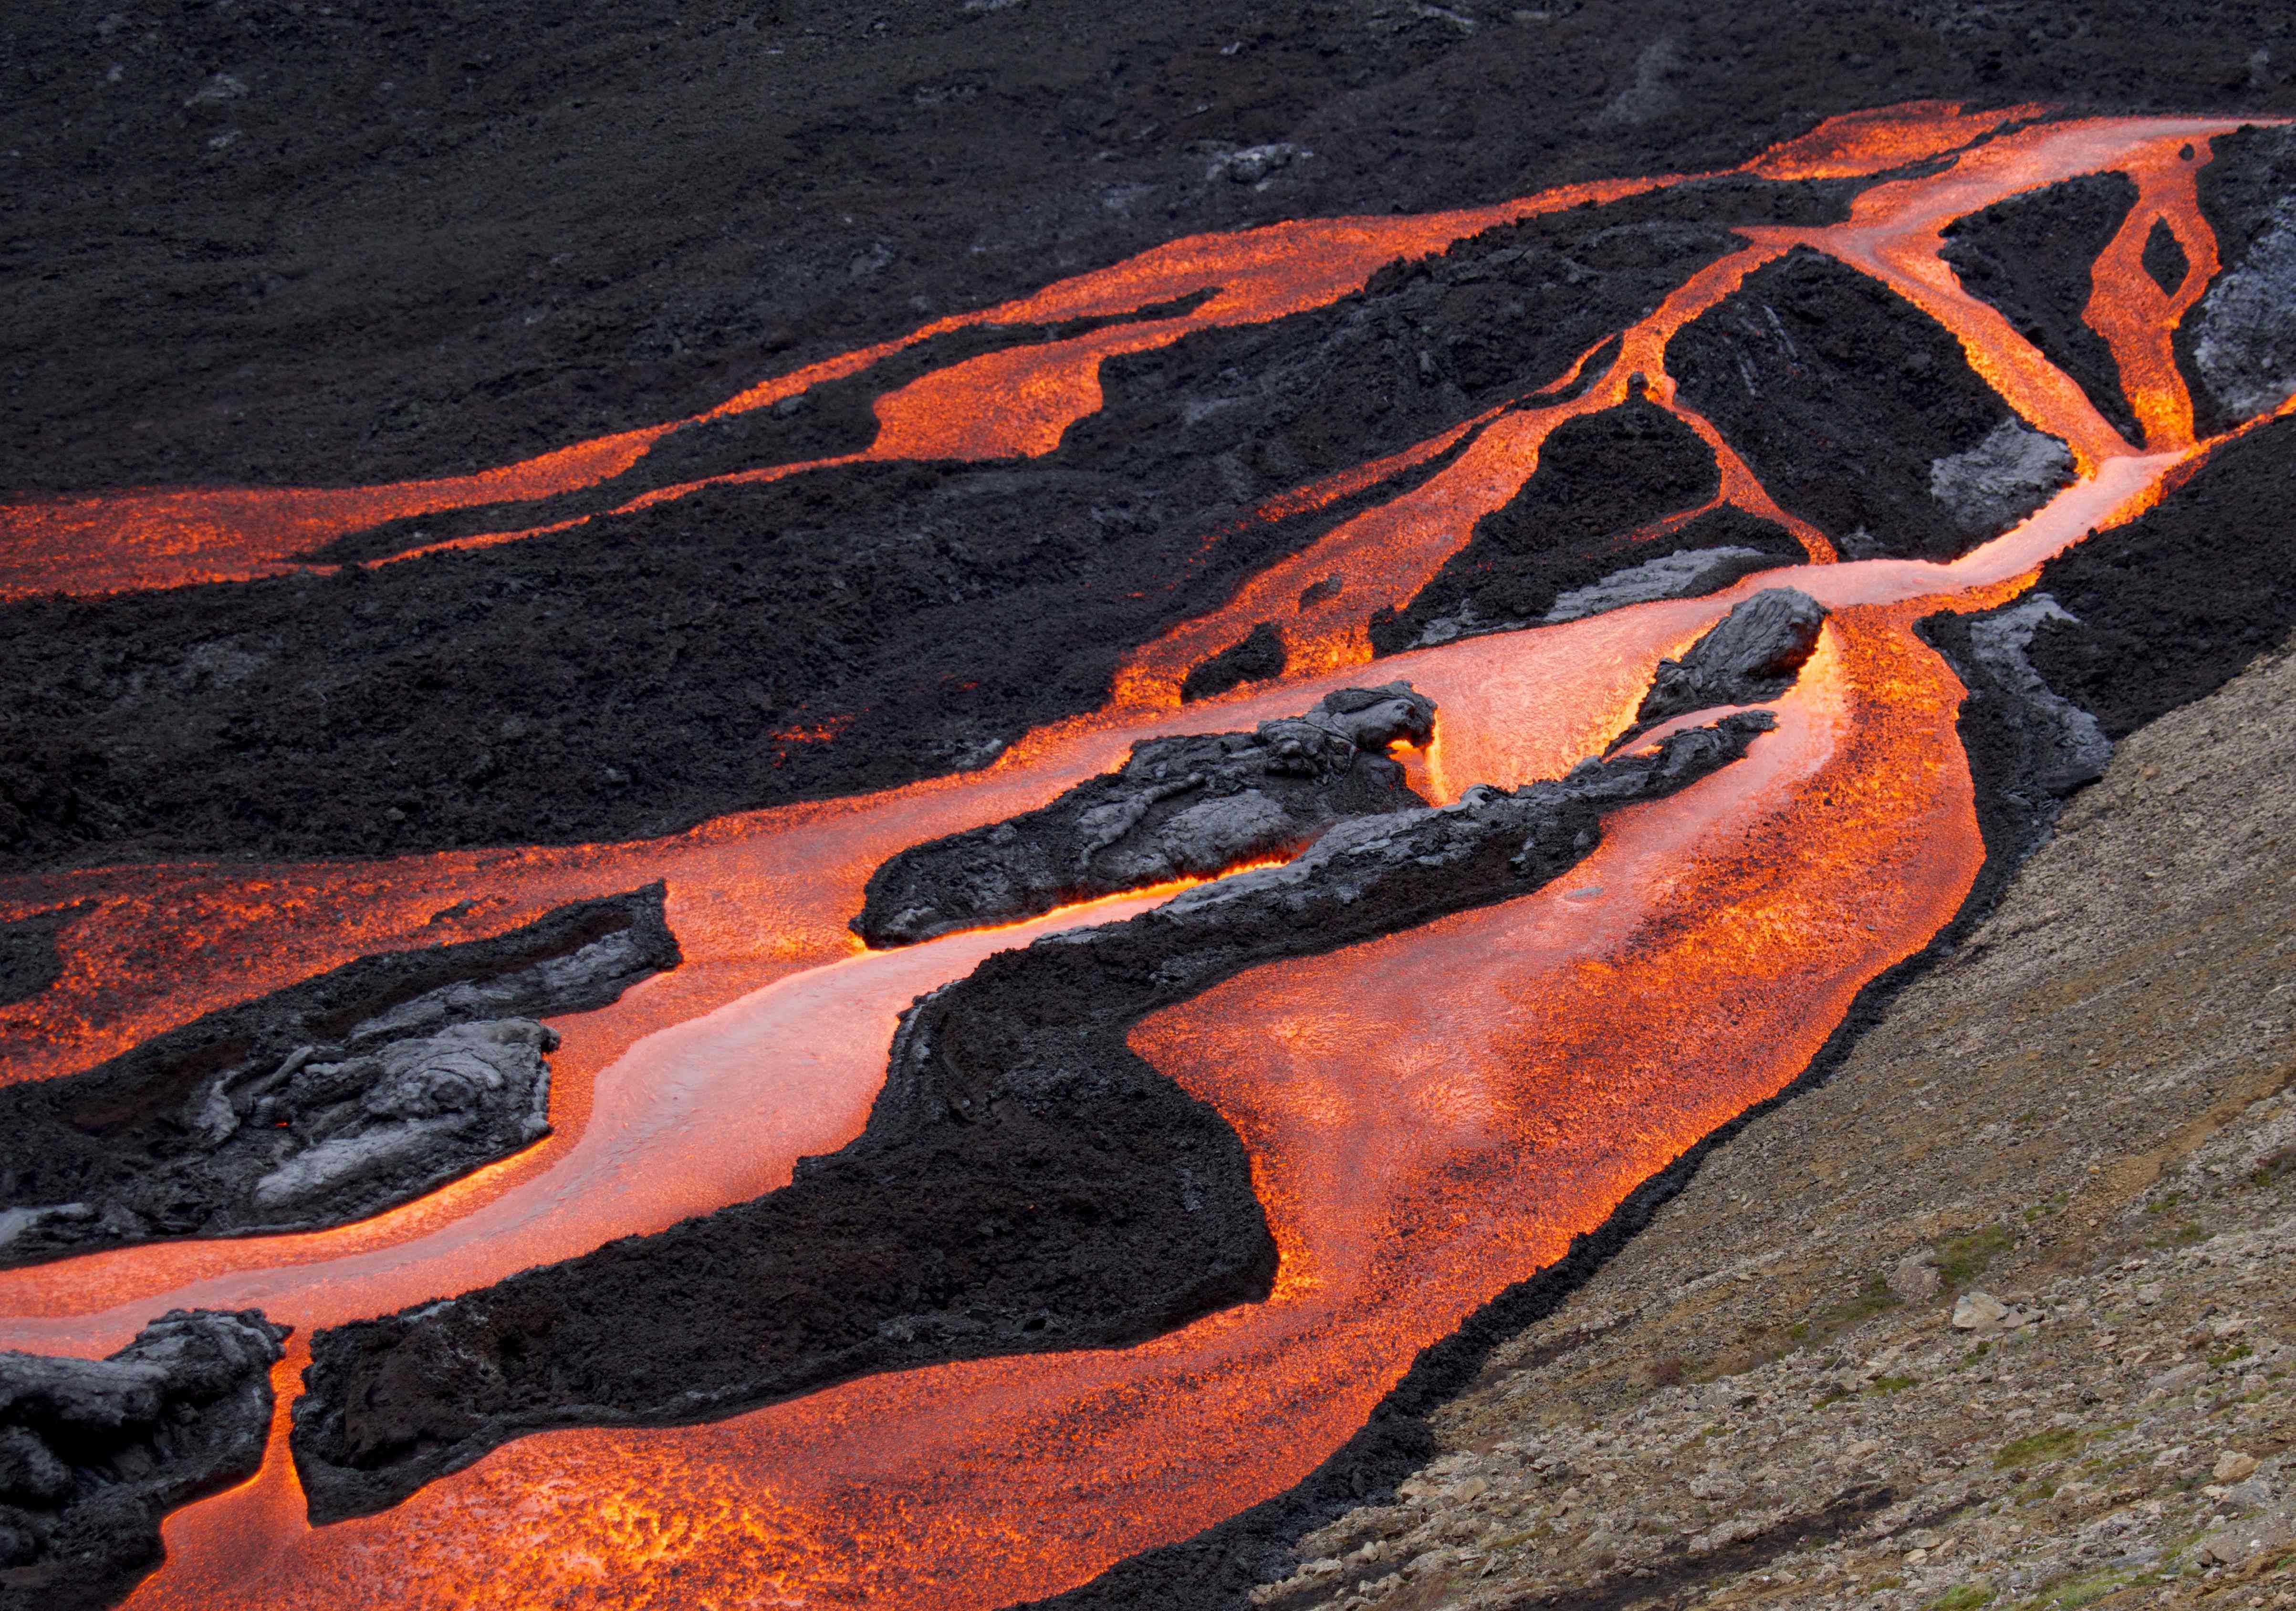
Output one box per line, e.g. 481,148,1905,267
1620,587,1827,745
0,1309,286,1611
2189,193,2296,424
852,683,1437,946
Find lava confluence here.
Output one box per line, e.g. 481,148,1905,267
0,102,2064,602
0,103,2286,1611
114,600,1983,1611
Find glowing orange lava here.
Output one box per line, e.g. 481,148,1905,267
0,105,2284,1611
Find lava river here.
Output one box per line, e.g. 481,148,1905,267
0,105,2277,1609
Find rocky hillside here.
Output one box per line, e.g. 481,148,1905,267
1257,635,2296,1611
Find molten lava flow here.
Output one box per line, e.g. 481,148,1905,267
0,105,2286,1611
2082,135,2225,450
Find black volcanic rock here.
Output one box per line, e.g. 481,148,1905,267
1367,395,1806,654
0,1308,285,1611
0,886,678,1266
2142,219,2192,296
2181,124,2296,437
0,904,87,1011
1941,172,2144,446
2025,410,2296,738
1618,587,1827,745
855,682,1436,947
0,182,1837,878
1668,248,2074,561
1182,621,1289,703
290,713,1773,1524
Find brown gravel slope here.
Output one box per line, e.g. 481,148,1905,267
1264,634,2296,1611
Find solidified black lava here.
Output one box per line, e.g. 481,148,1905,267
2025,410,2296,738
0,1308,285,1611
0,904,88,1011
1182,621,1289,702
1366,394,1805,654
0,886,678,1267
290,714,1774,1524
855,683,1435,947
0,182,1825,878
1940,172,2144,445
2142,219,2192,296
1668,248,2075,561
1615,587,1827,747
2178,123,2296,438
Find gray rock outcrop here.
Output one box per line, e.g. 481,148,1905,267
852,683,1437,946
2188,193,2296,424
0,886,680,1266
1928,418,2076,539
1617,587,1827,746
0,1308,286,1611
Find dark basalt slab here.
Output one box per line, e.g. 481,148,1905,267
1940,172,2144,447
1668,247,2074,562
1367,393,1805,654
0,1308,285,1611
853,682,1435,947
289,713,1773,1525
2025,410,2296,738
2179,124,2296,438
0,886,678,1266
1615,587,1827,747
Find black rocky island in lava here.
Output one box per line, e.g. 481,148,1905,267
1,6,2295,1609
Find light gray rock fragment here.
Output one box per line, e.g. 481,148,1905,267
2189,194,2296,422
1541,546,1779,623
0,1308,285,1611
853,683,1437,946
1927,418,2076,538
1622,587,1827,742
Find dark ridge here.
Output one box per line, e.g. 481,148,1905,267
0,1308,285,1611
0,885,678,1266
1940,171,2144,445
2177,122,2296,439
1181,621,1288,702
0,902,90,1011
1613,587,1827,748
2142,217,2192,295
2024,410,2296,737
304,291,1223,566
855,683,1433,946
1668,247,2074,562
288,716,1772,1523
1367,395,1743,654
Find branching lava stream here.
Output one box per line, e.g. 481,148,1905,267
0,105,2280,1609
